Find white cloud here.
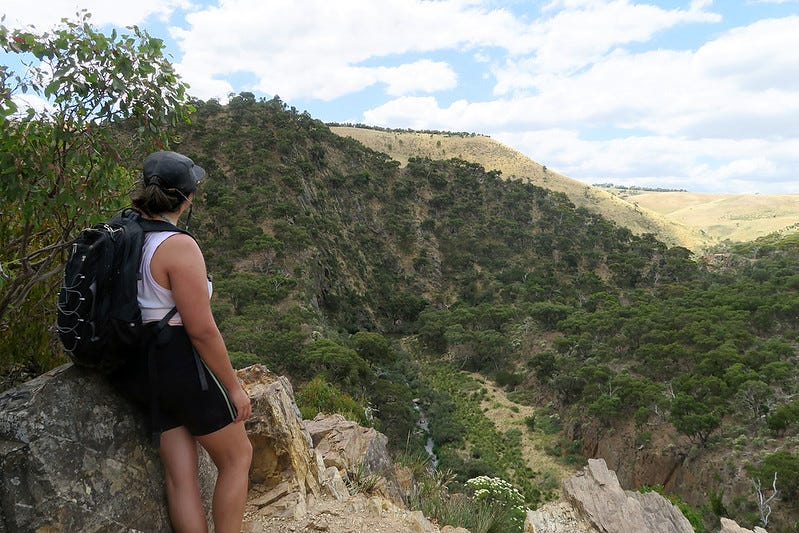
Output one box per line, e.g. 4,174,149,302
491,1,721,95
4,1,798,193
170,0,527,101
364,96,472,129
1,0,189,29
695,16,799,92
378,60,458,96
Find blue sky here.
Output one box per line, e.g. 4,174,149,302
3,0,799,194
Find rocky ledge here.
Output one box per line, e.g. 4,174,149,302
0,363,768,533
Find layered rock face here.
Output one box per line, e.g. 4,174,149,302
0,363,405,532
526,458,694,533
0,364,216,532
239,365,323,517
305,412,406,506
526,458,767,533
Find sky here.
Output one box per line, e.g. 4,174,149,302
3,0,799,194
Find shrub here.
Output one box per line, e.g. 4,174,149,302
295,375,368,425
766,400,799,435
495,371,523,389
293,339,374,393
229,351,261,369
634,406,651,426
747,451,799,499
410,470,524,533
466,476,527,533
350,331,395,365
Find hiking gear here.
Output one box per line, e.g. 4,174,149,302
56,209,192,373
143,151,205,194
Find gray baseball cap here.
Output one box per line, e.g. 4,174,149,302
143,151,206,194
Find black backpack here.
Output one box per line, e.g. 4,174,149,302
57,209,192,373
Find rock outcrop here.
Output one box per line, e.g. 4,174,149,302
526,458,694,533
0,363,412,532
0,364,217,532
718,517,768,533
0,363,342,531
238,365,350,517
305,412,405,506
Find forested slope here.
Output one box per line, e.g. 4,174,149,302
166,95,799,530
330,125,706,250
4,91,797,531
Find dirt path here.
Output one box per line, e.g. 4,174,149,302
467,373,577,498
242,493,466,533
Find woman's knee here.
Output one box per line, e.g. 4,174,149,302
228,433,253,471
160,427,200,481
199,423,252,472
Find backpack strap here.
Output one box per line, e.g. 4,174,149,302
125,209,195,240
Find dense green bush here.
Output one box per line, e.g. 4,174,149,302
766,400,799,435
295,375,368,425
292,339,373,394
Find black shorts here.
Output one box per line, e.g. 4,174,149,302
114,326,236,437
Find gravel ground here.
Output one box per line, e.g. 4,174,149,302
242,492,466,533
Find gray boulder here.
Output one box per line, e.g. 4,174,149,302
526,458,694,533
0,364,216,532
718,517,769,533
304,413,405,505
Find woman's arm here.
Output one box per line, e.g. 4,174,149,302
155,233,251,422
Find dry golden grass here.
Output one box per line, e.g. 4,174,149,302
331,127,799,251
605,189,799,244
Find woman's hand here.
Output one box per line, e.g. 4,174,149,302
230,386,252,423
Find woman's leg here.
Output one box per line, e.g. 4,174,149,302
159,426,207,533
197,422,253,533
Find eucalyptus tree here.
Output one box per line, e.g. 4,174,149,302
1,12,193,371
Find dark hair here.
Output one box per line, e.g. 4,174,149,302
131,180,186,216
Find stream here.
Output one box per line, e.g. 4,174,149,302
413,399,439,470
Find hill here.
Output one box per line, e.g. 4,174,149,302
329,126,706,250
600,187,799,244
6,94,799,531
330,126,799,251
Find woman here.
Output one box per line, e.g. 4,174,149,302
126,150,252,533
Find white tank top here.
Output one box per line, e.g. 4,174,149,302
138,231,213,325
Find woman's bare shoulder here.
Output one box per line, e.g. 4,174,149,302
157,232,203,264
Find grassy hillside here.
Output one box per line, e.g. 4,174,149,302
602,188,799,244
331,126,799,251
330,126,706,250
